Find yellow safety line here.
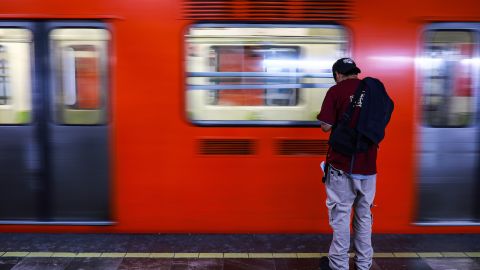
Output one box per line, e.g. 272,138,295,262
0,252,478,258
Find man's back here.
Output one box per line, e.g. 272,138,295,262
317,58,379,270
317,78,377,174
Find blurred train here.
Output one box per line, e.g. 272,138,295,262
0,0,480,233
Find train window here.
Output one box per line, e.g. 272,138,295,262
420,30,476,127
185,25,348,125
0,28,32,124
50,28,110,125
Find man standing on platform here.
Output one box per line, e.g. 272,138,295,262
317,58,378,270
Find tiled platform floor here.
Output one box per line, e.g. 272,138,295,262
0,234,479,269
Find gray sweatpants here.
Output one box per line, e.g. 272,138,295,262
325,166,376,270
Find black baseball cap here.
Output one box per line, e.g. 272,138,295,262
332,57,361,75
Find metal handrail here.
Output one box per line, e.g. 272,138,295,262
188,72,333,78
187,83,332,90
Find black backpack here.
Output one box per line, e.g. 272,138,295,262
328,77,393,156
357,77,394,145
328,80,371,156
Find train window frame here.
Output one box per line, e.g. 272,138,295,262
419,25,479,128
50,27,110,126
185,23,350,127
0,27,33,125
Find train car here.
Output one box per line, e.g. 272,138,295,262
0,0,479,233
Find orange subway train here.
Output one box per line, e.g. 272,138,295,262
0,0,479,233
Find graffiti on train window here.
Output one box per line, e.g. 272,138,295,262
0,28,32,124
421,30,476,127
51,28,109,125
185,25,348,125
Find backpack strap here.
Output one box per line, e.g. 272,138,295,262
344,80,365,174
341,79,365,123
329,79,366,174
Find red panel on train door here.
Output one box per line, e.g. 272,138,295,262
73,45,101,109
454,43,473,97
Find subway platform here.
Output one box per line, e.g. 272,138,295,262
0,234,479,269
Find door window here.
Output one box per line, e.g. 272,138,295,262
420,30,476,127
0,28,32,124
50,28,110,125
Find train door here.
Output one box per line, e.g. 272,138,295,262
417,23,480,224
47,23,111,222
0,21,111,224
